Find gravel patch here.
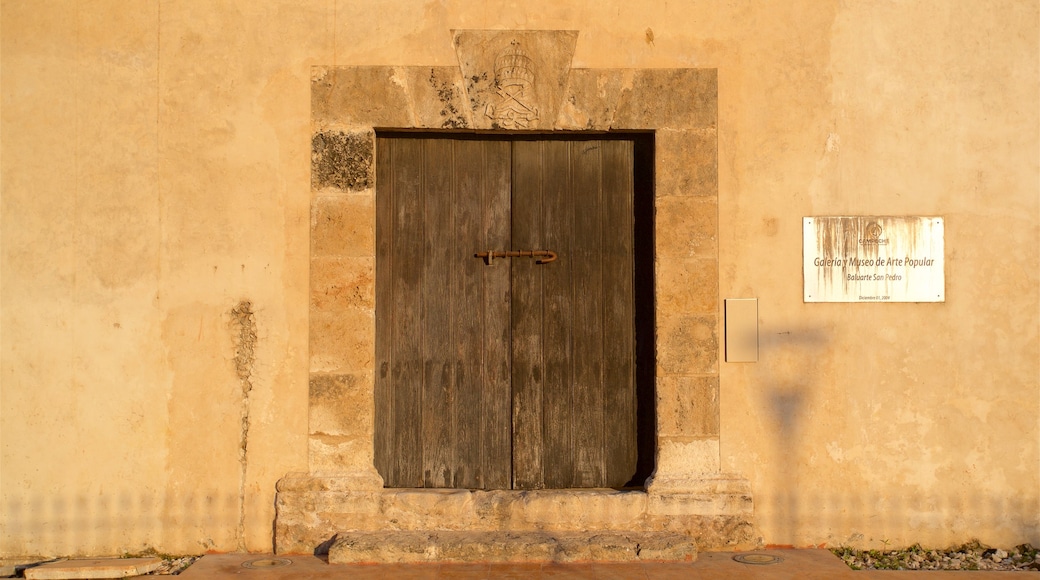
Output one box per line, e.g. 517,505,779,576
833,541,1040,571
141,555,201,575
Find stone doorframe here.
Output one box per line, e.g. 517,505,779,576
275,30,754,554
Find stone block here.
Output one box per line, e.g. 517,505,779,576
276,473,384,493
310,257,375,315
0,559,41,578
645,514,756,550
401,66,472,129
308,434,373,474
513,490,647,531
647,492,753,518
382,489,478,530
311,130,374,193
274,488,383,554
309,373,374,438
556,68,630,130
312,66,413,128
311,194,375,257
309,310,374,373
647,474,752,497
656,129,717,197
655,196,718,259
657,376,720,438
656,314,719,375
614,69,717,130
656,257,719,314
655,438,721,476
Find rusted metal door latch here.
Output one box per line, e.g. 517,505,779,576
475,249,558,265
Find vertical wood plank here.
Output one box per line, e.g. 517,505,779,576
481,139,514,489
388,138,425,487
570,140,606,487
421,138,455,487
539,140,576,489
450,138,481,488
451,139,511,489
600,140,637,487
510,140,545,489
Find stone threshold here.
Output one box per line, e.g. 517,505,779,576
274,474,756,555
328,530,697,564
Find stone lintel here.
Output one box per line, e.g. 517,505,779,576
614,69,717,130
312,67,412,129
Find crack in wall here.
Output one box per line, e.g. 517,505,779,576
230,300,257,552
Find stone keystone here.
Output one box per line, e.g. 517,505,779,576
453,30,578,130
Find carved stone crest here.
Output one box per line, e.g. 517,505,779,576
453,30,577,130
485,42,539,129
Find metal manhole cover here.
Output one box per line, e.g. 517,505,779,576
241,557,293,569
733,553,783,565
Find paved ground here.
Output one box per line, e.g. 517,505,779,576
178,550,1026,579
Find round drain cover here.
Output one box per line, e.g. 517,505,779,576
241,557,293,569
733,553,783,565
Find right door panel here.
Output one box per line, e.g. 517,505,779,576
510,139,636,489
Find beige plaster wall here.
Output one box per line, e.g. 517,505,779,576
718,2,1040,549
1,0,1036,556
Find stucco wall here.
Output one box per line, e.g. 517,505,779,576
2,0,1037,556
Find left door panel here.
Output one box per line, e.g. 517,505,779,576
374,136,513,489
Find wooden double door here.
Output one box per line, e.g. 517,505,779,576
374,134,653,490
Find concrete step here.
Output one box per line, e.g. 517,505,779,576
22,557,161,579
328,530,696,564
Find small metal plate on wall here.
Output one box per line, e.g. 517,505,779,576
733,553,783,565
725,298,759,362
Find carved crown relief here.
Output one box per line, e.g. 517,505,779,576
486,42,539,129
453,30,578,130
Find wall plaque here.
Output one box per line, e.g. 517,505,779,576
803,216,944,303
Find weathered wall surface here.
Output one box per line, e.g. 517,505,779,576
717,2,1040,548
2,0,1037,556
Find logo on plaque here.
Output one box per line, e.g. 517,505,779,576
485,41,540,129
861,222,887,245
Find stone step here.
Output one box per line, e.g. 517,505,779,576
328,531,696,564
22,557,162,579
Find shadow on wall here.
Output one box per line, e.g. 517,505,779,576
758,490,1040,549
2,488,1036,557
750,326,1040,548
1,491,249,557
757,326,827,548
2,486,1039,557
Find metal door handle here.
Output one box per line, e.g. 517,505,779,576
475,250,558,264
